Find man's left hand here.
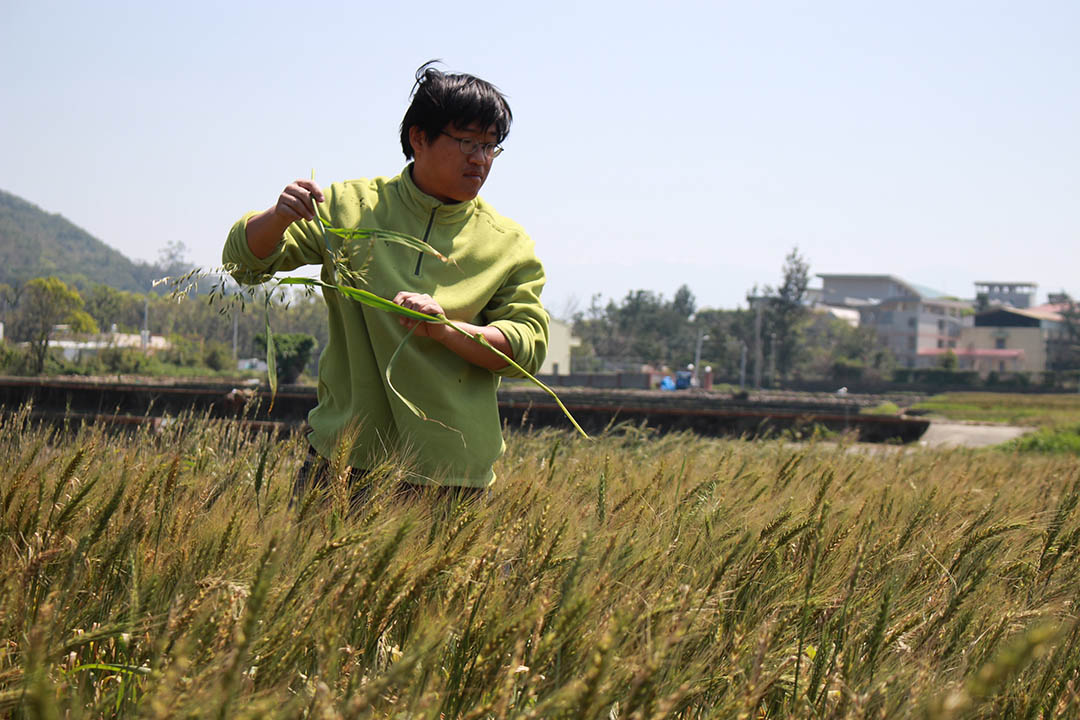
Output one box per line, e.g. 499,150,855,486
393,291,446,339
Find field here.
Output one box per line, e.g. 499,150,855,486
3,405,1080,718
910,392,1080,429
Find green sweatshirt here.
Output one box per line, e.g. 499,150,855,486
223,166,548,487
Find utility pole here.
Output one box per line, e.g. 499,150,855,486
739,342,747,389
752,297,764,389
693,329,709,387
141,297,150,351
769,332,777,388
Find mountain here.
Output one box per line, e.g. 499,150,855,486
0,188,161,292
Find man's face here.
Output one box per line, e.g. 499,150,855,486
410,123,499,204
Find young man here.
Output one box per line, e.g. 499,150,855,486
223,63,548,494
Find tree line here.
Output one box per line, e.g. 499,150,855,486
3,247,1078,388
0,275,328,379
572,248,1080,387
571,248,892,385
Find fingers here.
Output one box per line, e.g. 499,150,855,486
391,292,452,341
394,292,423,333
295,179,324,203
274,180,326,222
393,292,446,335
393,292,442,314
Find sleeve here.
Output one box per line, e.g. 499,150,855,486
222,211,328,286
484,251,549,378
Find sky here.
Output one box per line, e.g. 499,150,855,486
2,1,1078,318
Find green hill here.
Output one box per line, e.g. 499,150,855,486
0,188,161,292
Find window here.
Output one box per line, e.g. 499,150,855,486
995,337,1006,349
937,319,945,332
908,317,917,328
908,336,916,351
937,339,944,348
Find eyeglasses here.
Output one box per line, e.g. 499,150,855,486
440,131,504,159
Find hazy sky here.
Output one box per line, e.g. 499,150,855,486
2,1,1077,317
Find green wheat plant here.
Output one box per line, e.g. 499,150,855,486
3,403,1080,717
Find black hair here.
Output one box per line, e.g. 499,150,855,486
399,60,513,160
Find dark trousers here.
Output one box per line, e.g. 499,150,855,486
291,445,488,510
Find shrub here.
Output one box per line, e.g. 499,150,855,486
255,332,316,384
0,342,27,374
98,346,153,374
1003,424,1080,454
203,341,232,372
863,401,900,416
829,359,864,383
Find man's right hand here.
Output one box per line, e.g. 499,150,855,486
245,180,326,259
271,179,325,223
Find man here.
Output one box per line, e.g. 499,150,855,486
223,62,548,496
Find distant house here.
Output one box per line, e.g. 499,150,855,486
817,274,974,369
930,304,1066,377
47,329,170,361
539,318,580,376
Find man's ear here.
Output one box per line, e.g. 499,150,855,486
409,126,428,156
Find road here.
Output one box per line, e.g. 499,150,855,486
917,421,1032,449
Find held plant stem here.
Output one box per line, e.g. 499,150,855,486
276,277,588,439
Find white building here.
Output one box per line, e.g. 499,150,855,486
539,317,580,376
817,274,974,369
47,330,170,361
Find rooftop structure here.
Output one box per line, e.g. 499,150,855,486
816,274,949,307
974,281,1037,309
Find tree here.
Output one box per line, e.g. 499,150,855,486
690,307,754,380
572,285,697,369
770,247,810,378
751,248,810,383
799,314,893,382
938,349,958,370
11,277,98,373
83,283,144,333
255,332,317,384
1048,293,1080,371
156,240,193,280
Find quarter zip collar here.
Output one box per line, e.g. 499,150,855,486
400,163,477,225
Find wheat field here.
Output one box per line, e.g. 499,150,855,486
2,405,1079,718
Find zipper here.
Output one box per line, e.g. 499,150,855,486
414,208,437,276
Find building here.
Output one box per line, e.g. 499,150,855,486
539,317,580,376
817,274,974,369
47,329,170,361
974,281,1037,310
924,304,1066,377
817,274,925,308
